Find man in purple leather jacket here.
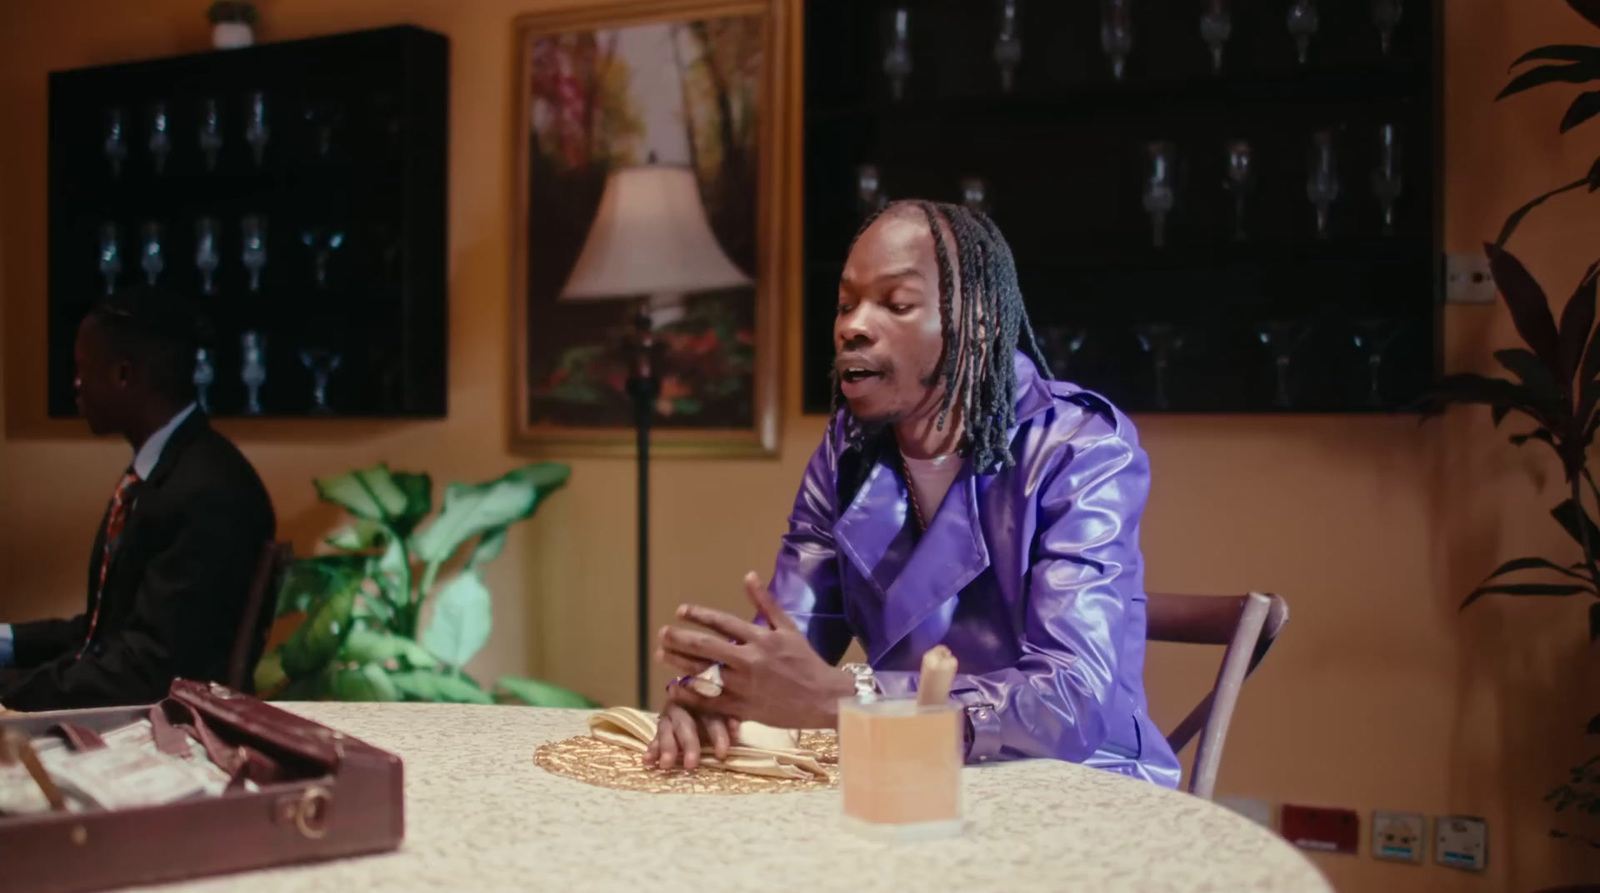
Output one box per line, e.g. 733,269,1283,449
649,200,1180,788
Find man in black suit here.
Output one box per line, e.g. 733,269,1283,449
0,290,275,710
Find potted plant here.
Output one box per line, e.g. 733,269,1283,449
207,2,258,50
254,462,598,708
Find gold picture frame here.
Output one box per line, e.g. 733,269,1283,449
510,0,785,457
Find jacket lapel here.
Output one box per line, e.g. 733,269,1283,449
103,412,207,589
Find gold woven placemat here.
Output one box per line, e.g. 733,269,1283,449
534,731,839,795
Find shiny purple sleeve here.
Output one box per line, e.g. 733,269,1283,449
766,425,854,665
875,414,1149,763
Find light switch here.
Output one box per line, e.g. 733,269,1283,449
1435,815,1488,871
1372,811,1425,863
1446,253,1496,304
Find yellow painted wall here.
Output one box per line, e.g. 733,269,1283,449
1,1,1597,889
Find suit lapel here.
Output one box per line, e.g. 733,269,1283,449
100,412,207,596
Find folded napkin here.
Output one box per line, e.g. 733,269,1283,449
588,707,827,781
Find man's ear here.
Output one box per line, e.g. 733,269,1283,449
110,358,135,390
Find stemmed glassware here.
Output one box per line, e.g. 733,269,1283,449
146,102,171,176
1306,128,1340,239
1042,327,1089,379
994,0,1023,93
140,221,165,286
241,215,267,292
1373,0,1403,57
1257,321,1309,408
1135,324,1184,410
299,348,343,413
1200,0,1232,75
1101,0,1134,82
301,226,346,287
245,91,269,167
241,331,267,415
857,164,886,218
194,347,216,414
98,222,121,296
1223,140,1254,242
198,98,223,171
883,8,912,101
195,217,220,295
1352,319,1403,406
304,102,342,158
961,177,990,217
1372,123,1403,236
1142,140,1177,248
1287,0,1319,66
104,108,127,179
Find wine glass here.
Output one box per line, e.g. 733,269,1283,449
1101,0,1134,82
883,8,912,101
1352,319,1403,406
147,102,171,176
199,98,223,171
299,348,343,413
140,221,165,286
301,226,347,287
1373,0,1403,57
1041,326,1089,379
304,102,342,158
98,222,121,296
241,215,267,292
1287,0,1319,66
1200,0,1232,75
1142,140,1177,248
1223,139,1255,242
241,331,267,415
961,177,990,217
1372,123,1403,236
104,108,127,179
1257,320,1308,408
245,91,269,167
857,164,887,218
1306,128,1340,239
195,217,220,295
994,0,1023,93
1135,324,1184,410
194,347,216,414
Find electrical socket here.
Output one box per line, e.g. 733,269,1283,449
1446,254,1496,304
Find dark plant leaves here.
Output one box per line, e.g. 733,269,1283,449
1592,603,1600,642
1590,712,1600,734
1510,44,1600,68
1486,244,1564,373
1497,348,1570,405
1462,582,1595,609
1560,261,1600,376
1480,555,1592,583
1415,373,1551,428
1564,90,1600,132
1569,0,1600,29
1553,498,1600,552
1498,178,1592,244
1497,60,1600,101
1510,430,1560,454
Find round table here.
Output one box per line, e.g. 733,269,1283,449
145,703,1332,893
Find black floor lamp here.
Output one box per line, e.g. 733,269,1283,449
556,159,753,708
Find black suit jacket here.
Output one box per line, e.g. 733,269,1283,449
3,412,275,710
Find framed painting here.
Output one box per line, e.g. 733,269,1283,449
511,0,785,457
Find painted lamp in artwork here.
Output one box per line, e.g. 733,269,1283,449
556,158,752,708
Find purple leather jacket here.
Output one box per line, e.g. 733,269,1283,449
769,351,1181,788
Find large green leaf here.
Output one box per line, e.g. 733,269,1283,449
411,464,571,565
342,627,440,670
253,650,287,695
330,663,403,702
374,536,411,607
495,676,599,708
280,584,357,679
1480,555,1593,584
326,519,388,552
389,472,434,537
390,669,495,704
468,528,509,571
1497,60,1600,101
275,555,366,617
314,465,410,524
420,572,492,668
1553,498,1600,552
1462,582,1595,609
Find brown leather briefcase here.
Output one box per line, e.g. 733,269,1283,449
0,679,404,893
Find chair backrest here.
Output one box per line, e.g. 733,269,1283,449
1146,591,1288,800
227,541,294,693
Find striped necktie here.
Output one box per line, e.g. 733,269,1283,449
78,470,140,659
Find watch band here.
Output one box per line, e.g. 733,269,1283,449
840,663,879,702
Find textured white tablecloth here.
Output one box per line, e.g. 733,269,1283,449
130,702,1331,893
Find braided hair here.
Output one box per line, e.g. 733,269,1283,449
831,199,1051,475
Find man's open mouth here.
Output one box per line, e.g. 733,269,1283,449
840,367,883,384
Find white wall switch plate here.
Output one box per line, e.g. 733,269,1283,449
1435,815,1488,871
1446,253,1496,304
1218,796,1274,830
1372,811,1425,863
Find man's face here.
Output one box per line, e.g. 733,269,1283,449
74,317,127,436
835,212,954,424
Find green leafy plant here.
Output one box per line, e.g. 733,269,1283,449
206,2,258,25
253,463,597,708
1492,0,1600,246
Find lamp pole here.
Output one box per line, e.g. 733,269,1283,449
625,302,660,709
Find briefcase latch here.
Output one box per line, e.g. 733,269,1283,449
276,785,333,839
